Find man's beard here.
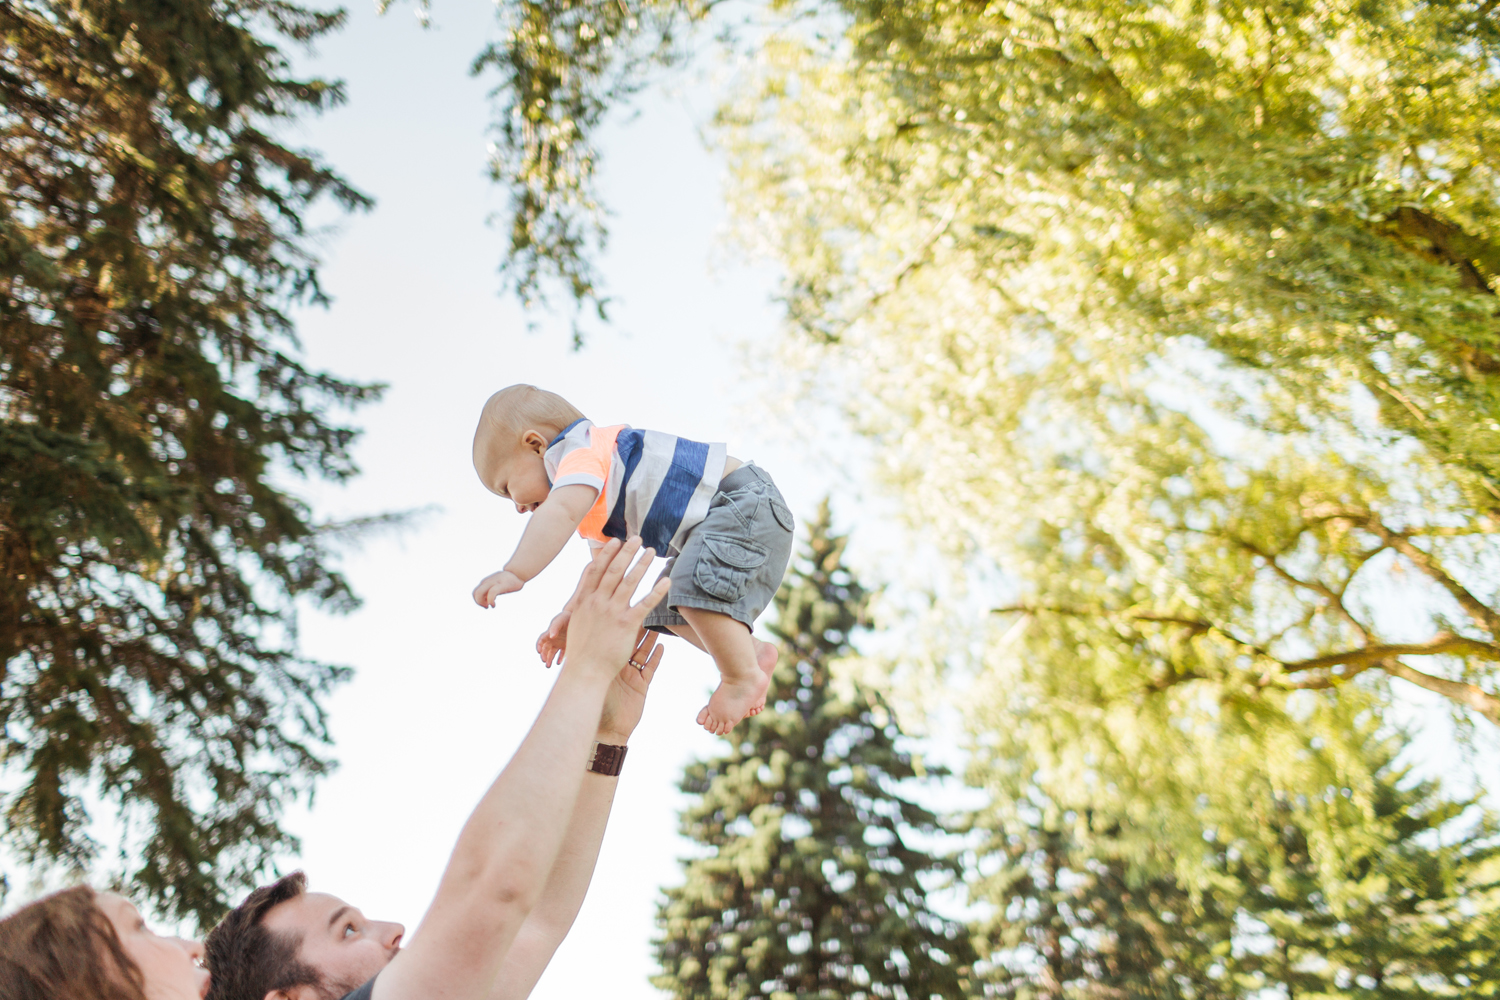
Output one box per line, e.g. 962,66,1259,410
309,946,400,1000
311,975,370,1000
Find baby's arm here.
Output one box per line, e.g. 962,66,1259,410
473,484,598,608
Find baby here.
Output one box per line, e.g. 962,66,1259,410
471,384,795,734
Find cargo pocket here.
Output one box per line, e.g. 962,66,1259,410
693,533,769,603
769,496,795,533
717,487,759,530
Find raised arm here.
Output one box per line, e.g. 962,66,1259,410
474,484,598,607
488,635,661,1000
376,538,668,1000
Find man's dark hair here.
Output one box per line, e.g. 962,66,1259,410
205,872,322,1000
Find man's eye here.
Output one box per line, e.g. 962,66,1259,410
343,924,356,938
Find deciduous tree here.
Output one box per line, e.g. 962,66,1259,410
706,0,1500,871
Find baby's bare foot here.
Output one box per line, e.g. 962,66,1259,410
696,667,773,736
746,640,779,718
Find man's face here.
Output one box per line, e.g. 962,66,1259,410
262,892,404,1000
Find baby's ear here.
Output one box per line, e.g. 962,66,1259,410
522,429,549,453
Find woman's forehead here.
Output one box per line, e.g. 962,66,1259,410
96,891,136,918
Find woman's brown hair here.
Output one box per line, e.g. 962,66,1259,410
0,886,147,1000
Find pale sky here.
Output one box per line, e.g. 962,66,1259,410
9,0,1496,991
276,2,846,997
189,5,1498,992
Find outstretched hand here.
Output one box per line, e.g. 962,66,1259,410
562,538,666,683
597,629,663,744
536,609,571,668
474,569,524,608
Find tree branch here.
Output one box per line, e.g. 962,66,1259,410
1369,525,1500,637
996,604,1500,723
1378,658,1500,727
992,604,1269,658
1228,534,1372,640
1281,633,1500,675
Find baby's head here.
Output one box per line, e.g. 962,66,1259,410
473,385,586,509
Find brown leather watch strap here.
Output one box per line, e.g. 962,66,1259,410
587,742,628,776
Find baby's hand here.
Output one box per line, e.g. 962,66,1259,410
536,609,572,668
473,570,524,607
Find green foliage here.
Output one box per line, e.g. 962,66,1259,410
387,0,714,337
973,818,1236,999
969,733,1500,998
0,0,377,924
416,0,1500,717
706,0,1500,870
653,502,975,999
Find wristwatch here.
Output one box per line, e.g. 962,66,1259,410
587,742,628,776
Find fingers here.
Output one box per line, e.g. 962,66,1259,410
576,538,621,597
632,628,660,661
618,544,657,600
625,629,658,673
596,536,642,599
638,640,665,685
630,575,672,624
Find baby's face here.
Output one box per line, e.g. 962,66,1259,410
485,446,552,513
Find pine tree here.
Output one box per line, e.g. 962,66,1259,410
974,816,1236,1000
653,502,975,1000
1223,754,1500,998
969,736,1500,999
1,1,376,924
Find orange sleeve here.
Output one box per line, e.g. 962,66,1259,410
566,425,623,543
552,447,608,491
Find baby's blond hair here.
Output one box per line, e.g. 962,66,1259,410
473,384,586,480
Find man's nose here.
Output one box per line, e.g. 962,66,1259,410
378,920,405,951
175,937,206,962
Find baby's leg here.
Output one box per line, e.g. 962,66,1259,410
676,607,778,735
668,618,779,713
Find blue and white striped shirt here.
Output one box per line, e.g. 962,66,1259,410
544,419,728,557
